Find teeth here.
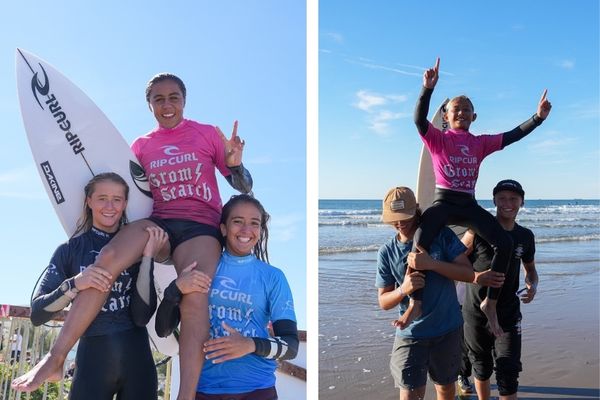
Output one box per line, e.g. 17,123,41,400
238,237,251,243
163,113,174,118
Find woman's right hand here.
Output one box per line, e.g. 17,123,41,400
74,265,113,292
423,57,440,89
175,262,212,295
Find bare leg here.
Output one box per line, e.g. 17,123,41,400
172,236,221,400
400,385,426,400
12,220,162,392
474,377,491,400
434,382,455,400
480,298,504,338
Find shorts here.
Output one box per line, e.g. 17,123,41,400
464,318,522,396
148,217,223,251
390,327,462,389
195,386,278,400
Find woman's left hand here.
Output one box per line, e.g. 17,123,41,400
217,121,245,167
203,322,256,363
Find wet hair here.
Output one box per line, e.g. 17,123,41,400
145,73,187,103
220,194,270,263
72,173,129,237
445,95,475,112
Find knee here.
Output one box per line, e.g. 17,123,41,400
470,354,494,381
95,245,119,277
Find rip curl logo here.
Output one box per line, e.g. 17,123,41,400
161,145,183,156
514,244,524,259
457,145,472,157
129,160,153,199
216,276,239,291
25,60,85,156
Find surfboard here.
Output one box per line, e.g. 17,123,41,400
416,98,449,210
15,48,179,357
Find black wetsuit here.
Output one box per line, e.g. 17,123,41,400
462,223,535,396
31,227,157,400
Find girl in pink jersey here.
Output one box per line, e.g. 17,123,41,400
398,58,551,337
15,73,252,400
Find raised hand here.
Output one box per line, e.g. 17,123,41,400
203,321,255,363
537,89,552,120
217,120,245,167
423,57,440,89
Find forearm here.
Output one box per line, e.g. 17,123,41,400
30,278,77,326
378,286,406,310
523,263,538,287
501,114,544,148
130,256,157,327
428,259,474,283
154,280,181,337
252,319,299,360
414,86,433,135
225,163,253,194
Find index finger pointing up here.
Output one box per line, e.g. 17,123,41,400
230,120,238,140
540,89,548,102
434,57,440,72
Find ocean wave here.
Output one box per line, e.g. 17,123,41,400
319,209,381,216
319,244,381,255
536,234,600,243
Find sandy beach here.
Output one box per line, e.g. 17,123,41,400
319,240,599,400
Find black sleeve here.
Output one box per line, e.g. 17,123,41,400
224,163,253,194
251,319,299,360
414,86,434,136
154,280,182,338
30,244,73,326
501,114,544,148
130,257,157,327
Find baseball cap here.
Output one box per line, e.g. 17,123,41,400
382,187,417,223
493,179,525,198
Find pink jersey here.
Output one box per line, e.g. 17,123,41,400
131,119,230,227
422,123,503,194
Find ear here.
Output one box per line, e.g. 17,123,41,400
472,113,477,121
220,223,227,237
148,103,153,112
442,112,449,122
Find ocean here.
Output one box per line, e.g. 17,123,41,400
318,199,600,399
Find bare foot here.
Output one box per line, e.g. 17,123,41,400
11,354,64,392
393,299,422,329
480,298,504,337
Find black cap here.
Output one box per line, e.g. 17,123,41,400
493,179,524,198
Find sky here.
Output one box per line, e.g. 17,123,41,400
319,0,600,200
0,1,307,328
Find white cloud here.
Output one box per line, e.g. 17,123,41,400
353,91,409,135
558,59,575,70
325,32,344,44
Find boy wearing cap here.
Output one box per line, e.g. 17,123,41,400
375,186,475,400
461,179,538,400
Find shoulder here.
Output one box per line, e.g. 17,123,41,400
514,223,535,240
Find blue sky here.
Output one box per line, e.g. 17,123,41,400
0,2,307,328
319,0,599,200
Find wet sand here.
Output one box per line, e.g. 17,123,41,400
319,244,599,399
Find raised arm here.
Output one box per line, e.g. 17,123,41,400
414,57,440,135
502,89,552,148
217,121,253,193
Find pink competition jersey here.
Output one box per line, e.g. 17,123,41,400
422,122,503,194
131,119,231,227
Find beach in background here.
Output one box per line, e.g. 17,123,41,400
319,199,600,399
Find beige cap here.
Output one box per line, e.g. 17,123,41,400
382,186,417,223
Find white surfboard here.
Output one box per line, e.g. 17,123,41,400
416,98,449,210
16,48,178,357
